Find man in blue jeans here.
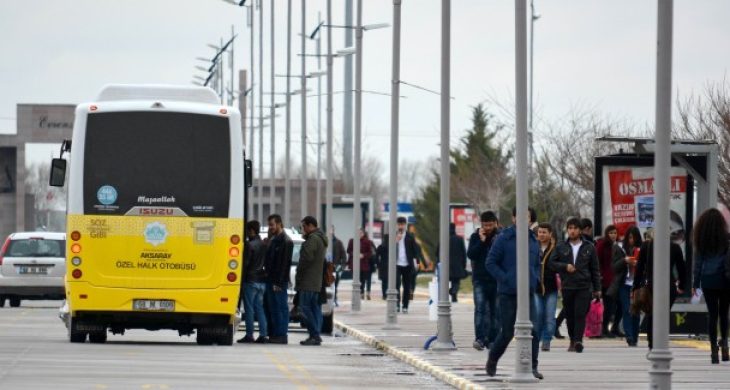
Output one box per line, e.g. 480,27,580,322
264,214,294,344
238,220,268,343
485,207,542,380
296,216,328,346
533,222,559,351
467,211,501,351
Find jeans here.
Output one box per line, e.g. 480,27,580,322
243,282,267,338
618,284,640,344
488,294,539,370
298,290,323,339
360,271,372,294
533,291,558,343
473,279,499,344
562,288,592,343
703,288,730,346
265,283,289,337
396,266,412,309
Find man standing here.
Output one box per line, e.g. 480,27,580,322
264,214,294,344
467,211,500,351
330,226,347,306
485,207,542,380
580,218,595,243
395,216,421,314
549,217,601,353
296,216,328,346
436,223,466,303
533,223,558,352
238,220,268,343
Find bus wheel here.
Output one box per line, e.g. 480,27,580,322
9,297,21,308
68,318,87,343
196,327,213,345
89,331,107,344
217,324,234,346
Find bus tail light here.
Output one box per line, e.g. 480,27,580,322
72,269,83,279
0,236,9,266
71,257,82,266
89,104,98,111
227,272,237,282
71,243,82,254
230,235,240,245
228,247,240,258
71,231,81,241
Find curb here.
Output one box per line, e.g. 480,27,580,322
334,320,485,390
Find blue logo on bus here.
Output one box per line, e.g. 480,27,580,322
144,222,168,247
97,185,118,205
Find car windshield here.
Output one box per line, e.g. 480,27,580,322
6,239,65,257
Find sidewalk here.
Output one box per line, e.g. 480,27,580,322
333,280,728,390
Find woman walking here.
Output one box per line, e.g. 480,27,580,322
347,229,374,300
609,226,642,346
596,225,621,338
692,208,730,364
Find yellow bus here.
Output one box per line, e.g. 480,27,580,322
50,85,246,345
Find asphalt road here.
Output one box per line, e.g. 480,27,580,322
0,301,449,390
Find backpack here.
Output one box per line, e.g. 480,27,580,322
323,260,335,287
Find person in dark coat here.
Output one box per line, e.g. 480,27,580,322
347,229,375,300
609,226,641,346
263,214,294,344
376,241,388,300
467,211,501,351
633,228,687,350
331,226,347,306
595,224,622,338
533,222,558,351
436,223,467,303
296,216,328,346
238,220,269,344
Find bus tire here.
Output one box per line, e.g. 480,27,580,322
196,327,213,345
68,318,87,343
322,313,333,335
89,332,107,344
9,297,21,308
217,324,234,346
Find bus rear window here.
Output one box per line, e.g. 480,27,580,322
83,111,231,218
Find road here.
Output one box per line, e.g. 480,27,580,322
0,301,449,390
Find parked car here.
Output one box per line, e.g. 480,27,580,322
253,227,335,334
0,232,66,308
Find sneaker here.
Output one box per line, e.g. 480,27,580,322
533,370,544,380
485,359,497,377
473,339,485,351
402,307,408,314
268,336,288,344
300,337,321,346
255,336,268,344
574,342,584,353
236,335,255,344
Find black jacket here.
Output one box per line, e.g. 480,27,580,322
244,235,267,283
436,228,467,280
537,241,558,296
467,228,500,283
332,236,347,267
548,238,601,292
264,231,294,290
379,232,421,272
634,240,687,293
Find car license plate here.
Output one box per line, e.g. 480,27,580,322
18,266,48,275
133,299,175,311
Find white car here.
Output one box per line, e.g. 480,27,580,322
256,228,335,334
0,232,66,308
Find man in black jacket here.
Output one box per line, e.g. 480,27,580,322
549,217,601,353
436,223,467,303
264,214,294,344
384,216,421,313
238,220,268,343
467,211,500,351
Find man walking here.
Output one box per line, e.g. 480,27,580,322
296,216,328,346
533,223,558,351
330,226,347,306
395,216,421,313
467,211,501,351
264,214,294,344
436,223,466,303
238,220,268,343
549,217,601,353
485,207,543,380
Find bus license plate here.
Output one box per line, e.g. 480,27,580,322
18,266,48,275
133,299,175,312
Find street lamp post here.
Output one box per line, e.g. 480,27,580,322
249,3,256,220
385,0,402,330
258,0,264,221
285,0,293,227
648,1,674,388
431,0,455,351
300,0,308,220
269,0,276,216
326,0,334,263
512,0,537,383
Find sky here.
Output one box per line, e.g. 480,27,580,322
1,0,729,176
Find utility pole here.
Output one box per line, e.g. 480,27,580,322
249,3,256,220
316,13,323,225
351,0,363,312
258,0,264,222
343,0,354,190
326,0,334,262
270,0,276,215
284,0,292,227
300,0,308,219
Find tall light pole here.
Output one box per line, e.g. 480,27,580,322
385,0,402,329
316,14,323,225
326,0,335,263
248,3,256,220
528,0,539,187
343,0,354,190
300,0,308,219
269,0,276,215
285,0,293,227
351,0,364,312
512,0,537,383
649,1,674,388
258,0,264,221
431,0,455,351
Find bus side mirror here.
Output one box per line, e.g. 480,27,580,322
49,158,67,187
244,159,253,188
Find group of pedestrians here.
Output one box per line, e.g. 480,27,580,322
238,214,330,346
